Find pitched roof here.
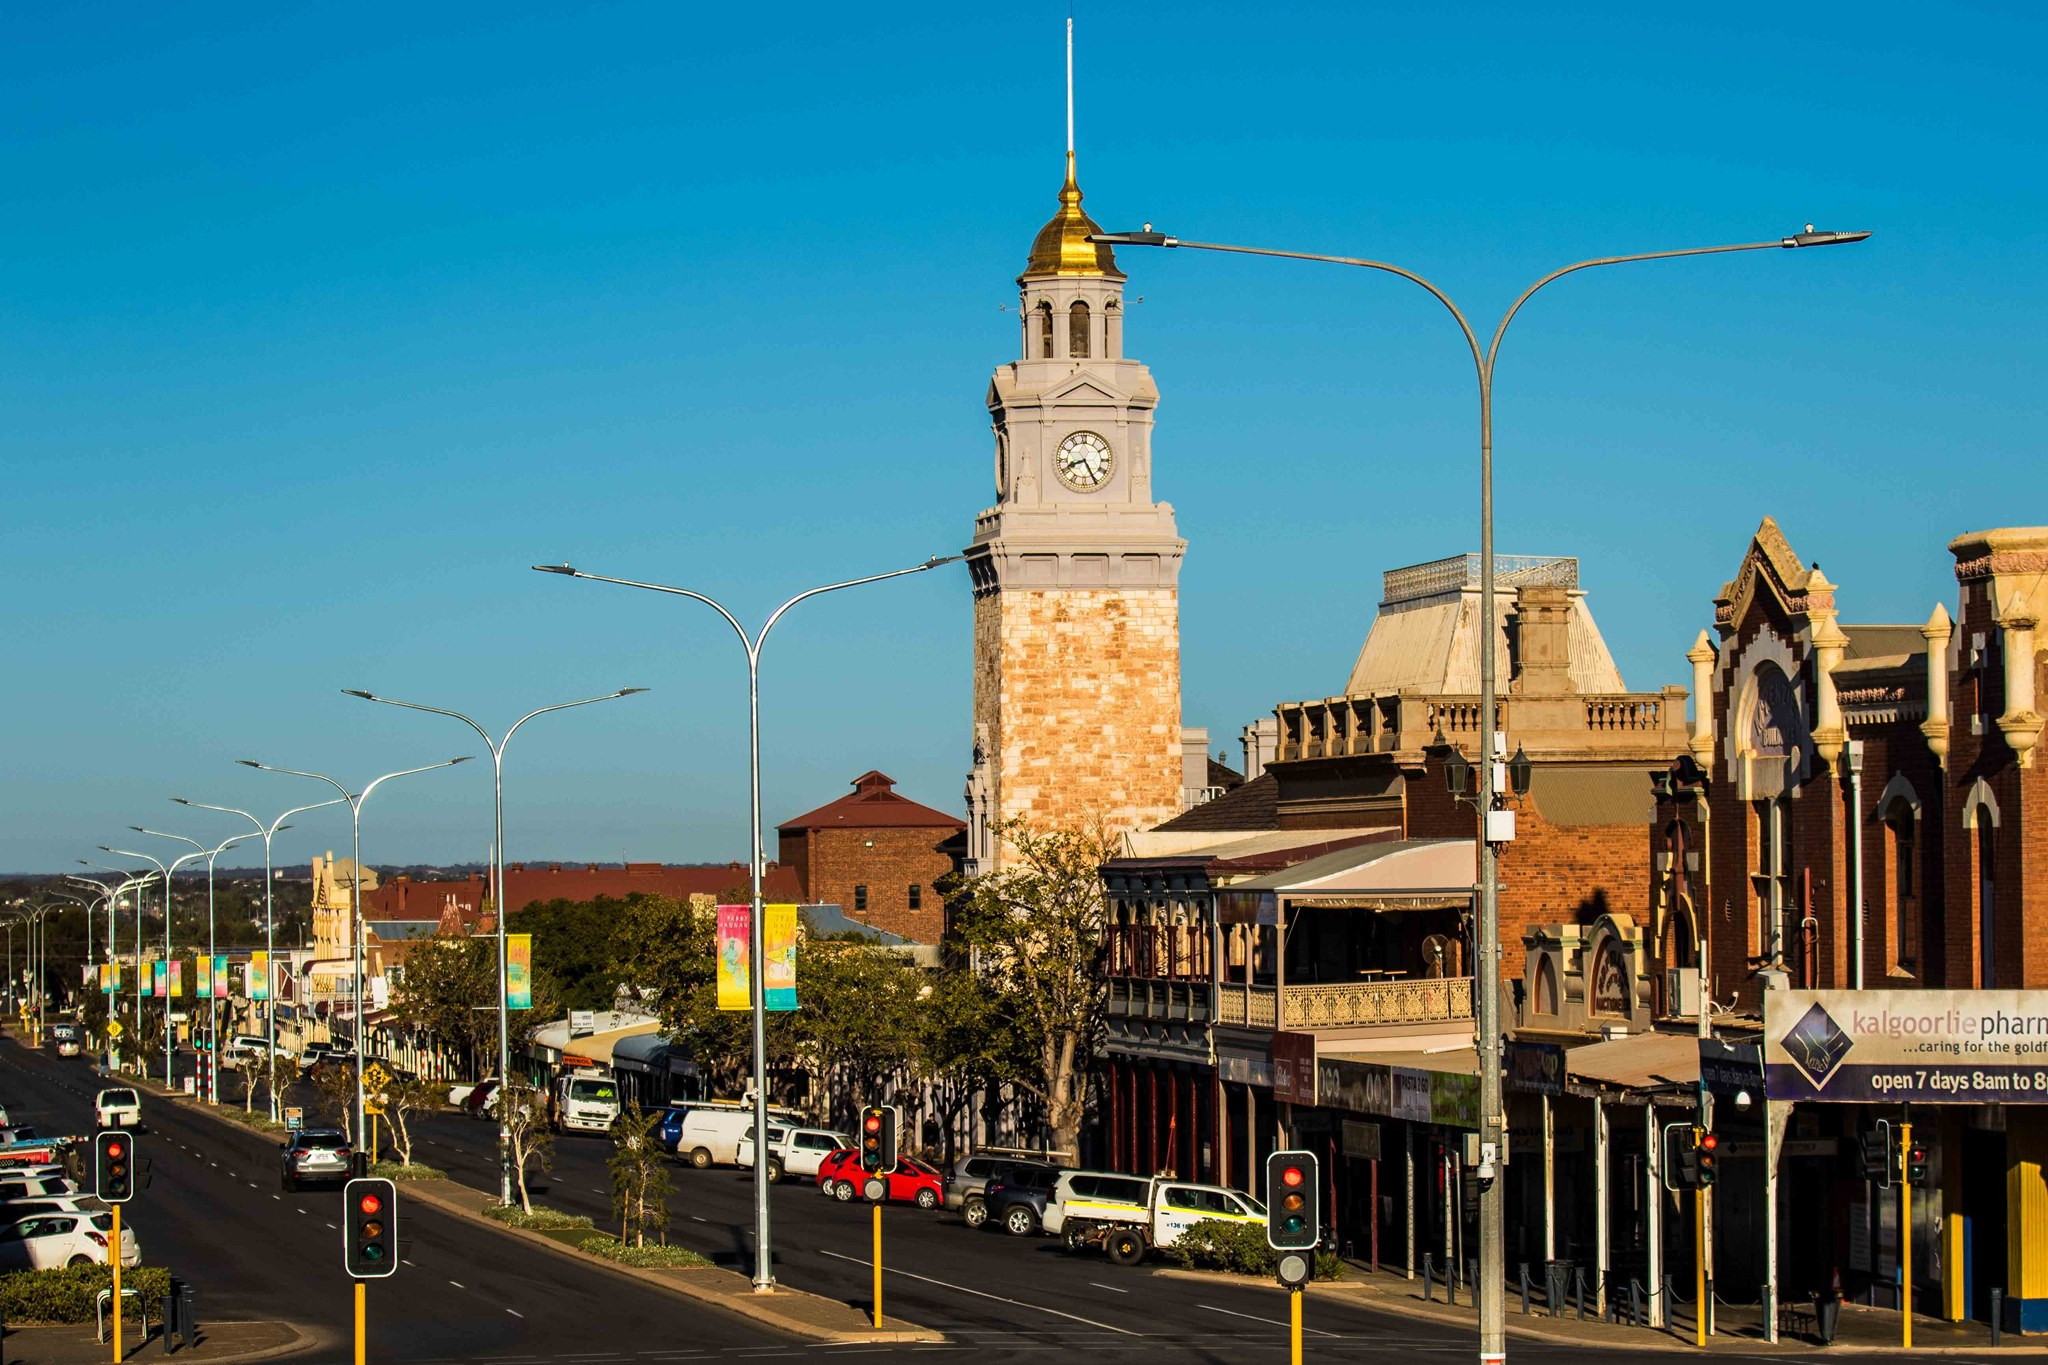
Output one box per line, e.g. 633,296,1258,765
777,771,966,833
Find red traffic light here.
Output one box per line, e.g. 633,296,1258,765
864,1115,881,1132
1700,1133,1719,1152
358,1193,383,1215
1280,1165,1305,1188
106,1141,124,1159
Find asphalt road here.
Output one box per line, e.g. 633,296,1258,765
0,1037,785,1364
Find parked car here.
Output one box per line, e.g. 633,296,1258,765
815,1149,943,1209
94,1088,141,1131
448,1079,498,1117
0,1197,138,1263
0,1173,76,1201
735,1125,853,1183
0,1127,39,1146
0,1211,138,1269
1043,1169,1153,1244
280,1128,353,1192
980,1164,1062,1237
653,1099,804,1157
223,1035,293,1070
944,1150,1059,1227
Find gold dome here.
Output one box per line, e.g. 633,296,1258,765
1021,153,1125,280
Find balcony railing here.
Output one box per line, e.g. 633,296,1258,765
1216,976,1474,1031
1107,978,1212,1025
1275,686,1687,763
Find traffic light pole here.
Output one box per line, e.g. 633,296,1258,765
110,1204,123,1364
872,1202,884,1329
355,1282,366,1365
1289,1288,1303,1365
1901,1120,1913,1350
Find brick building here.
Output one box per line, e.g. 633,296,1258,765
777,772,964,944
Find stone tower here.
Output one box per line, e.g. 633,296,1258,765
963,149,1186,872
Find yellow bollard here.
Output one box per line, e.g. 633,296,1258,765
1290,1287,1303,1365
111,1204,122,1364
355,1281,366,1365
872,1201,883,1329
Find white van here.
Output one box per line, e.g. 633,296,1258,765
673,1102,803,1170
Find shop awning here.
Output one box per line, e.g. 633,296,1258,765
1218,839,1476,922
1564,1031,1701,1099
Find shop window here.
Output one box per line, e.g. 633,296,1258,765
854,884,868,913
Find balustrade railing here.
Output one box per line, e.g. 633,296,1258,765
1213,976,1474,1031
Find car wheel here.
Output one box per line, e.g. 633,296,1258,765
1105,1229,1147,1266
833,1180,856,1202
689,1147,713,1170
765,1161,784,1184
1004,1205,1039,1237
914,1187,939,1211
962,1198,988,1229
68,1255,93,1268
1063,1222,1091,1252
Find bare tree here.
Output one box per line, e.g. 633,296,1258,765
383,1076,442,1168
501,1082,553,1214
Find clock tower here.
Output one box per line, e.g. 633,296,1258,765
964,149,1186,871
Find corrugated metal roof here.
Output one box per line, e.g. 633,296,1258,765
1227,839,1475,895
1565,1031,1700,1091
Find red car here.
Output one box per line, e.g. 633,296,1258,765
815,1148,943,1209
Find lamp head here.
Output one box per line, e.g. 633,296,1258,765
532,564,579,576
236,759,263,769
450,756,475,766
617,688,651,697
341,689,376,701
1782,227,1872,249
1090,225,1176,248
923,554,965,570
1508,744,1533,800
1650,769,1673,802
1443,746,1472,799
128,826,146,834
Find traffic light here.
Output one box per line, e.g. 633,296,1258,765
1670,1127,1701,1188
1265,1150,1320,1255
344,1177,397,1278
1906,1143,1930,1187
859,1106,897,1177
1697,1131,1718,1187
93,1131,135,1203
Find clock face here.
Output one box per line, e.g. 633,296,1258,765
1055,431,1113,490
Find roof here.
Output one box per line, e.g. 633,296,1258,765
1564,1031,1701,1093
799,903,917,946
1020,153,1125,280
362,862,800,919
530,1012,660,1065
1118,826,1393,864
778,771,965,834
1842,624,1927,663
1151,772,1278,833
1226,839,1476,899
611,1032,688,1068
1525,767,1654,828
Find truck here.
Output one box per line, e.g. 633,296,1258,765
1063,1175,1267,1265
550,1067,622,1134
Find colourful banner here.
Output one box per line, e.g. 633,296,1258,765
195,956,211,998
152,961,166,998
716,904,749,1011
213,955,230,999
99,964,111,994
169,959,183,998
764,903,798,1012
107,963,120,993
505,933,532,1010
249,951,270,1002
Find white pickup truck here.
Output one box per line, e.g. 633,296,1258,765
735,1125,853,1183
1062,1175,1267,1265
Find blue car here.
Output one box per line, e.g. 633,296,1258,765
653,1105,690,1153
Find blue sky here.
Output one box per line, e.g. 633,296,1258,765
4,3,2043,872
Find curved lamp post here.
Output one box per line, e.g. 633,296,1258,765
532,553,958,1290
238,758,471,1152
340,686,649,1205
173,796,349,1118
131,827,264,1102
1089,221,1870,1361
75,866,150,1067
100,843,213,1085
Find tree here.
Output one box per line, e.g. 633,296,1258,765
501,1081,553,1214
946,820,1118,1159
390,935,498,1078
607,1103,672,1246
511,896,626,1013
912,968,1022,1166
383,1076,442,1167
311,1060,357,1141
794,941,923,1127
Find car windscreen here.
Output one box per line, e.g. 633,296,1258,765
567,1080,616,1102
100,1091,138,1107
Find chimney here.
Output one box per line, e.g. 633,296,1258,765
1511,584,1574,696
1181,727,1211,793
1240,717,1279,782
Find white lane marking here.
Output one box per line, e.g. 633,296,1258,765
1088,1281,1128,1293
506,1309,523,1318
402,1259,416,1267
272,1195,281,1201
816,1249,1141,1336
1198,1303,1339,1337
325,1222,337,1229
296,1209,307,1215
691,1215,707,1222
449,1280,466,1289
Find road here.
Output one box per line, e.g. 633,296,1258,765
0,1037,785,1364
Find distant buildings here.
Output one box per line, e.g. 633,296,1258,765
776,771,963,944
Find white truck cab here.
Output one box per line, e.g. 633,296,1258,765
551,1069,621,1134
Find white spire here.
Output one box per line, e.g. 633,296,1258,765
1065,15,1074,159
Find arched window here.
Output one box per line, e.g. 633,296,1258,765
1886,804,1916,970
1036,302,1054,359
1978,817,1997,987
1533,956,1560,1016
1592,939,1630,1016
1069,300,1091,358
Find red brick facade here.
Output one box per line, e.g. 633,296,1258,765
777,772,964,944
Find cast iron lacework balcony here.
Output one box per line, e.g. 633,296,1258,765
1106,978,1212,1024
1215,977,1474,1030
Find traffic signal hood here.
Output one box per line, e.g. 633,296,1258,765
344,1177,397,1278
1697,1131,1719,1187
1906,1144,1930,1187
859,1106,898,1176
1265,1150,1321,1259
93,1131,135,1203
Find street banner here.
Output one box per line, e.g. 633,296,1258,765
1766,989,2048,1103
169,959,183,998
82,964,93,986
1272,1031,1316,1105
1506,1041,1565,1096
716,904,749,1011
213,954,230,999
250,951,270,1002
764,903,798,1012
505,933,532,1010
195,956,211,998
152,960,166,998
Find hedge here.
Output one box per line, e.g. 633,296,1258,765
1,1265,170,1324
369,1162,446,1181
1170,1219,1344,1281
575,1237,712,1269
484,1204,592,1230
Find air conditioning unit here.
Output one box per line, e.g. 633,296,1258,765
1666,967,1701,1017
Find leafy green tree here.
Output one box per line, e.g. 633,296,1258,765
510,896,628,1013
607,1103,672,1246
946,821,1118,1159
390,931,550,1079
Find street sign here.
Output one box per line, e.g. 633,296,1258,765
362,1062,391,1091
106,1020,124,1038
284,1107,303,1131
1699,1038,1764,1098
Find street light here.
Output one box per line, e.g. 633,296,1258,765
1090,219,1868,1364
340,685,649,1205
533,553,959,1289
132,827,263,1102
76,865,150,1067
238,758,472,1154
173,795,349,1117
100,843,214,1086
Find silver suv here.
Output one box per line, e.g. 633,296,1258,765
280,1129,352,1191
944,1150,1059,1228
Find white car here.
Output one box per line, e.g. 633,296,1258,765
0,1173,76,1201
0,1211,138,1269
0,1198,139,1263
94,1088,141,1130
735,1126,853,1183
55,1040,81,1058
223,1035,293,1070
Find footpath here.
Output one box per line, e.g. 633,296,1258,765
1,1320,311,1365
95,1062,941,1347
1168,1257,2041,1355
